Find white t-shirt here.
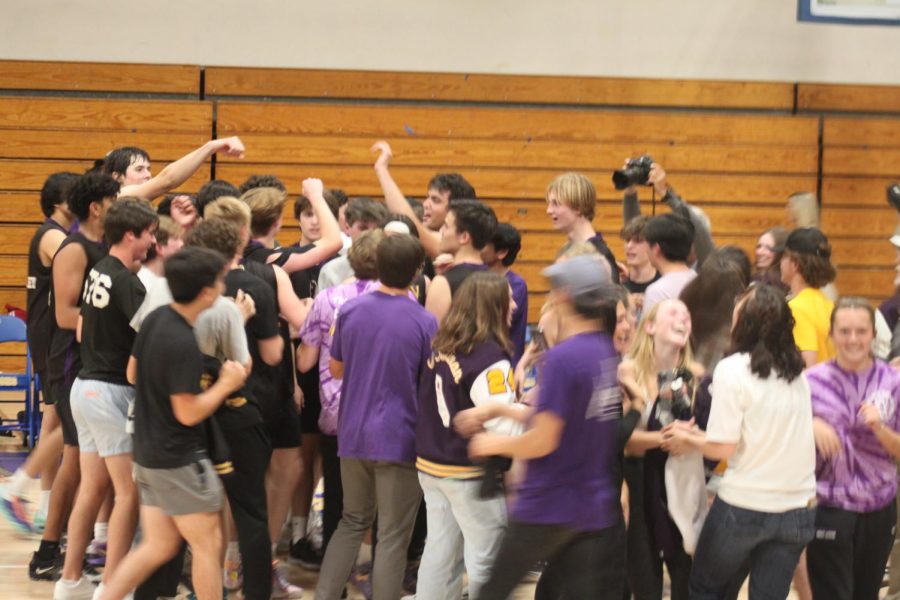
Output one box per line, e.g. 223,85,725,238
706,353,816,512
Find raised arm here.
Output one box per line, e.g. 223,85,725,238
648,163,715,267
371,140,441,257
120,136,245,201
272,178,342,273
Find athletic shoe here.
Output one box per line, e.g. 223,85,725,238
349,562,373,600
82,563,103,584
0,486,33,534
223,557,242,591
288,538,323,570
32,509,47,534
271,561,304,599
29,549,64,581
53,576,96,600
85,540,106,567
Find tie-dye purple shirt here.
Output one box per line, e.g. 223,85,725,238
807,359,900,512
298,279,381,435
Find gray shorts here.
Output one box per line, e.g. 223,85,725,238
133,459,224,516
70,378,133,457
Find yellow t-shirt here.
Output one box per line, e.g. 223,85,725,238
788,287,835,363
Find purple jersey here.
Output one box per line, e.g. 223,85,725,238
299,279,380,435
331,290,438,463
807,359,900,512
506,270,528,367
512,332,623,531
416,341,518,477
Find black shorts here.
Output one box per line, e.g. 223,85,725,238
265,398,302,449
37,369,54,405
53,382,78,446
297,368,321,435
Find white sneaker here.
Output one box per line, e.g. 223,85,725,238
91,582,104,600
272,563,304,599
53,577,97,600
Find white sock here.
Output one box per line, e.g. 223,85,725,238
225,542,240,563
94,522,108,543
8,468,33,496
291,517,308,544
38,490,51,515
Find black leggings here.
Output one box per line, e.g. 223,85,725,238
475,520,626,600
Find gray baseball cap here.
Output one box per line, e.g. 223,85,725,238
543,254,612,300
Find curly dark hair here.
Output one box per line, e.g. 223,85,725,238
729,284,805,381
68,173,121,221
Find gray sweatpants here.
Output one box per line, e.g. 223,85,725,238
315,458,423,600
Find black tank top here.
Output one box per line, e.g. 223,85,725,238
46,232,107,388
26,219,67,372
444,263,489,297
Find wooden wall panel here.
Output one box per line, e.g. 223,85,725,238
0,61,200,95
0,61,894,324
0,97,212,133
824,117,900,147
217,102,817,145
216,163,814,205
207,68,794,109
798,83,900,114
222,136,818,174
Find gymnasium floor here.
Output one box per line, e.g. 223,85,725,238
0,434,542,599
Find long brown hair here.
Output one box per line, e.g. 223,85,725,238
432,271,513,356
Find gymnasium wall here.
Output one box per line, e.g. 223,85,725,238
0,60,898,371
1,0,900,85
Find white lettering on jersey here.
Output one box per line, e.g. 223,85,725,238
82,268,112,309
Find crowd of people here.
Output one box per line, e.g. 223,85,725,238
2,134,900,600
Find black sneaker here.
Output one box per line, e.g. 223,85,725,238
28,550,63,581
287,538,323,571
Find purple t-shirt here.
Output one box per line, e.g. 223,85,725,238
506,270,528,367
512,332,623,531
807,359,900,512
298,279,380,435
331,290,438,463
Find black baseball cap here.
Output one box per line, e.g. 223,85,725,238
785,227,831,258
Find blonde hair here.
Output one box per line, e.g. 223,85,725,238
546,172,596,221
154,215,182,246
242,187,287,237
204,196,251,229
627,301,695,389
788,192,819,228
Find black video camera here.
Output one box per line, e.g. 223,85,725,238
612,155,654,190
653,367,693,427
888,183,900,213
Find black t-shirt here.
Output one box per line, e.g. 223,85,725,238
242,247,296,411
204,355,264,432
623,271,661,295
287,242,328,301
588,233,621,284
47,232,107,388
225,268,282,419
79,256,146,384
26,218,67,372
132,305,206,469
